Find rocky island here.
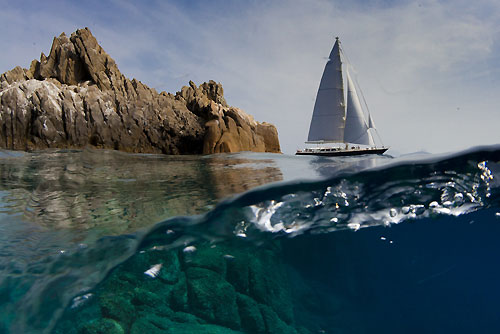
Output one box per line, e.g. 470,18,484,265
0,28,280,154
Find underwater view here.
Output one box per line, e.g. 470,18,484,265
0,145,499,334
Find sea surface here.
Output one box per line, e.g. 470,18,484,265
0,146,499,333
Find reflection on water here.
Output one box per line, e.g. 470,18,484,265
0,148,390,243
307,154,386,178
0,149,283,240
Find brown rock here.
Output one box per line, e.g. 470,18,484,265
203,119,222,154
256,122,281,153
38,32,91,85
0,66,30,86
0,28,281,154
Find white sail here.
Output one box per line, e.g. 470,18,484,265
344,70,374,145
298,37,386,156
307,38,345,142
368,114,375,129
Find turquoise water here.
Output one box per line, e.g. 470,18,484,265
0,146,499,333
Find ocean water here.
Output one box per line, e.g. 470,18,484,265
0,146,499,333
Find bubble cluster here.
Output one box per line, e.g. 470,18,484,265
237,158,497,237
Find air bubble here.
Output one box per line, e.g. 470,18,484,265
347,222,360,231
183,246,197,253
411,204,425,215
389,208,397,217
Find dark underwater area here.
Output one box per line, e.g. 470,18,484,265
0,145,499,333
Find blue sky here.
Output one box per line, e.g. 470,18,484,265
1,0,499,154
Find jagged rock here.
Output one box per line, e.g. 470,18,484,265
37,32,91,85
0,66,32,86
0,28,281,154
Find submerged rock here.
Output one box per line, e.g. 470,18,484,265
0,28,281,154
186,267,241,329
99,295,135,328
54,241,314,334
236,293,266,334
79,318,124,334
130,314,242,334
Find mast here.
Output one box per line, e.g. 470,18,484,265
307,37,346,142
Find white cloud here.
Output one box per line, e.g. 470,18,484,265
1,0,499,154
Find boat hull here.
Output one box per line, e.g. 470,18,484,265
295,147,388,157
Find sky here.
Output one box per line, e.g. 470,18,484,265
1,0,499,155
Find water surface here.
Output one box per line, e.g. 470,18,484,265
0,146,498,333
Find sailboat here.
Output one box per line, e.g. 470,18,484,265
296,37,388,157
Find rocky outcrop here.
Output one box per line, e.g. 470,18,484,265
0,28,280,154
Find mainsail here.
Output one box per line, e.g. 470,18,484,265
306,37,376,146
307,38,345,142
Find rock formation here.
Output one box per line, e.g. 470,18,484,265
53,242,313,334
0,28,280,154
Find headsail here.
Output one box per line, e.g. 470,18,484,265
307,38,345,142
344,70,374,145
368,114,375,129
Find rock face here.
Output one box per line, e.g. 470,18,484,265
53,242,311,334
0,28,280,154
